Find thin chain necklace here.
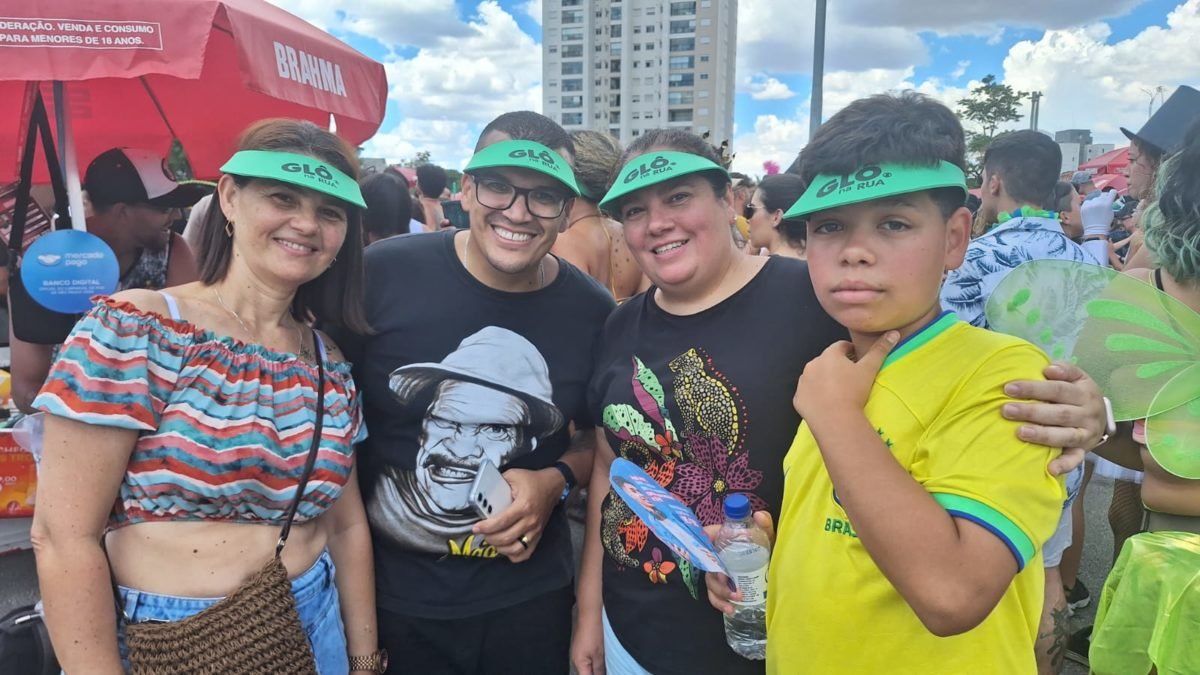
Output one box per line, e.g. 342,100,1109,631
567,212,605,229
214,287,307,360
464,233,545,289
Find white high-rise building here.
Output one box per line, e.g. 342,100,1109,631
541,0,738,147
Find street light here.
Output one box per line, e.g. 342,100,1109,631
810,0,827,139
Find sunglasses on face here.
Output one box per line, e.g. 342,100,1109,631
743,204,759,219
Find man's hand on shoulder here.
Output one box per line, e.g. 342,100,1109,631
1001,361,1106,475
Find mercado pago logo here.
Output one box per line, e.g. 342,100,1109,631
273,41,347,97
623,155,679,184
816,165,893,199
281,161,340,190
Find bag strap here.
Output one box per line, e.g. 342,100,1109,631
8,94,40,267
275,335,325,558
8,87,73,270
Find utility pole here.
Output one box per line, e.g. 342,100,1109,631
809,0,827,139
1028,91,1042,131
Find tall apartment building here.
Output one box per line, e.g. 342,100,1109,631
541,0,738,147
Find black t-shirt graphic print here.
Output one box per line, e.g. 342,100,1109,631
368,326,566,557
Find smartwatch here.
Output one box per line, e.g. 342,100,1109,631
552,461,576,504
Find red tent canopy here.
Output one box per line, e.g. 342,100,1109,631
0,0,388,183
1091,173,1128,194
389,166,418,188
1079,147,1129,174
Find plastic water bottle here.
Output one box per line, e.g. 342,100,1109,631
715,493,770,660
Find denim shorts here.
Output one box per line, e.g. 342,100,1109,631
1043,465,1085,568
115,550,347,674
602,607,654,675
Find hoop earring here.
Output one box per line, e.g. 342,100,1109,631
225,220,234,238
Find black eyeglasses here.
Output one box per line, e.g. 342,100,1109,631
743,204,759,219
471,175,571,219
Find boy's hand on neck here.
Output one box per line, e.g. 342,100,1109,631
793,331,899,428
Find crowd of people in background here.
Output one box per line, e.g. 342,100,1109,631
5,83,1200,675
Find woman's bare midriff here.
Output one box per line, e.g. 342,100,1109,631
1140,448,1200,517
105,519,330,597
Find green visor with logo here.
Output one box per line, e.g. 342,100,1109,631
599,151,728,211
220,150,366,208
784,161,967,219
464,140,581,195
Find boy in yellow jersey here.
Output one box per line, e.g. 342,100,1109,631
713,93,1066,674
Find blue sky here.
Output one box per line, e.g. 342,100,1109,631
274,0,1200,175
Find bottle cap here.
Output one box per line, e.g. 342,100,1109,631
723,493,751,520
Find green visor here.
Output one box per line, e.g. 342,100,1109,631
599,151,728,211
220,150,366,208
464,140,581,195
784,161,967,219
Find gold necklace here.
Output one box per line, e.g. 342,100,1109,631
213,288,307,359
463,233,545,289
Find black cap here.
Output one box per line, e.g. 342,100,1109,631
83,148,209,209
1120,85,1200,156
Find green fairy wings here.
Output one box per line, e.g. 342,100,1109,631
986,260,1200,479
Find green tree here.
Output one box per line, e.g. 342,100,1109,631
167,139,194,180
401,150,432,168
957,74,1027,185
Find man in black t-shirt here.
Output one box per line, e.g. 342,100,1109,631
338,112,615,674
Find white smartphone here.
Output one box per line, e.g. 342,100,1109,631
469,459,514,520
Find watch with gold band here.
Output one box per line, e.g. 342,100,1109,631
349,649,388,673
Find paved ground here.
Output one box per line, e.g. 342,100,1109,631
0,476,1122,672
1063,473,1115,675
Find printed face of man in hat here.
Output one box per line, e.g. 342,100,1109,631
415,380,531,514
377,326,564,547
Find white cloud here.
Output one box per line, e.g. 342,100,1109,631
820,68,971,124
737,2,928,78
732,2,1200,176
730,115,810,178
382,2,542,123
519,0,544,25
731,68,974,175
1001,0,1200,145
272,1,542,169
735,0,1145,80
745,75,797,101
270,0,1200,179
362,119,478,170
268,0,470,48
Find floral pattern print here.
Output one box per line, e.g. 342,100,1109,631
941,216,1100,329
643,547,677,584
601,351,761,599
